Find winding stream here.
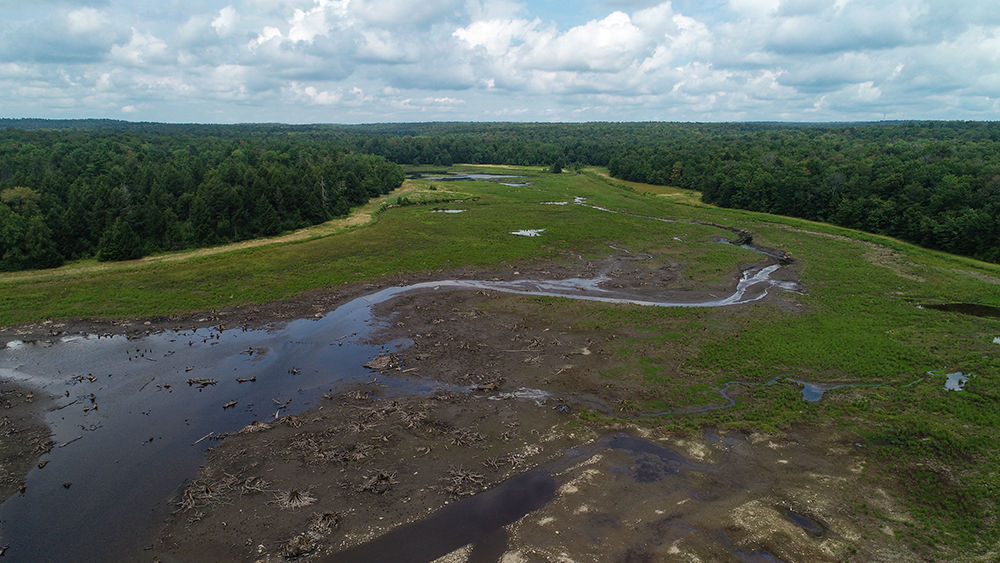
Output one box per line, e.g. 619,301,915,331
0,201,801,562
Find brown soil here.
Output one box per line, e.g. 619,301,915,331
152,391,588,562
0,381,53,501
3,252,913,562
0,249,761,346
149,391,913,562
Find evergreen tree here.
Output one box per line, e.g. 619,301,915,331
97,217,143,261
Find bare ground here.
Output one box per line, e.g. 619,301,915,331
0,381,53,501
3,252,917,561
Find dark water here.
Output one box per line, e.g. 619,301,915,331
0,289,432,562
922,302,1000,318
0,200,802,562
329,434,718,562
782,508,827,538
330,470,556,563
0,264,797,562
330,432,799,562
420,173,524,182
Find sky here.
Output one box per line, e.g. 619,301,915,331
2,0,999,123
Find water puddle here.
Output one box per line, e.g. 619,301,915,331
510,229,545,237
781,507,827,538
921,303,1000,318
994,337,1000,345
0,200,801,561
499,182,531,187
785,379,866,402
431,209,466,213
333,430,836,561
331,470,557,562
332,433,722,561
420,173,524,182
941,371,973,391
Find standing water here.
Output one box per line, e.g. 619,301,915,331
0,204,798,560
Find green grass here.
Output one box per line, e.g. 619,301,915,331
2,164,1000,557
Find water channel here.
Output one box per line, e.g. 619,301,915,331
0,198,804,561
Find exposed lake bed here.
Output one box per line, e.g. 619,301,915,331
1,167,995,562
0,247,919,562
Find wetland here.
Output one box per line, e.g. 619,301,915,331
1,166,998,561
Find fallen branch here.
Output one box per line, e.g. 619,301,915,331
192,432,215,445
54,399,79,411
59,435,83,448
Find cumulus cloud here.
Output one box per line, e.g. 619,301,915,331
212,6,240,36
111,29,170,67
1,0,998,122
67,7,108,34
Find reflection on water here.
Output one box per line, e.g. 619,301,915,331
0,200,800,562
943,372,973,391
420,173,524,182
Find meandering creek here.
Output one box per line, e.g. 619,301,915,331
1,200,809,561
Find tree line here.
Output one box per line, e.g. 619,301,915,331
604,122,1000,263
0,129,403,271
2,119,998,267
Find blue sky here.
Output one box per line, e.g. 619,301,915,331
2,0,998,123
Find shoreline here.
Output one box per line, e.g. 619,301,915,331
0,379,54,502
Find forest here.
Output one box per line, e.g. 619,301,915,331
1,119,998,270
0,128,403,271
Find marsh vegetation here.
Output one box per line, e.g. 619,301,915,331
0,162,997,561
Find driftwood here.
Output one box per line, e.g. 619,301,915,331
192,432,215,445
187,378,218,388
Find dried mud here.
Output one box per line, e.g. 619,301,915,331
2,251,915,561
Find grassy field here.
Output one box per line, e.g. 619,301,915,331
3,165,999,557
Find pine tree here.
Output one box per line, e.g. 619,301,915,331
97,217,143,261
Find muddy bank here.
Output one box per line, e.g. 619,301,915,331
0,381,53,501
0,231,797,348
1,237,803,561
152,387,913,562
153,390,587,561
141,250,916,561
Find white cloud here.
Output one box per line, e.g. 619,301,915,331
357,29,415,63
67,7,107,34
110,29,169,67
291,82,342,104
349,0,459,26
212,6,240,37
453,18,537,55
1,0,998,122
728,0,780,17
534,11,650,71
855,81,882,102
249,26,283,49
288,0,348,43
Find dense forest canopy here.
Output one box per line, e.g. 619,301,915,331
1,119,998,269
0,128,403,271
